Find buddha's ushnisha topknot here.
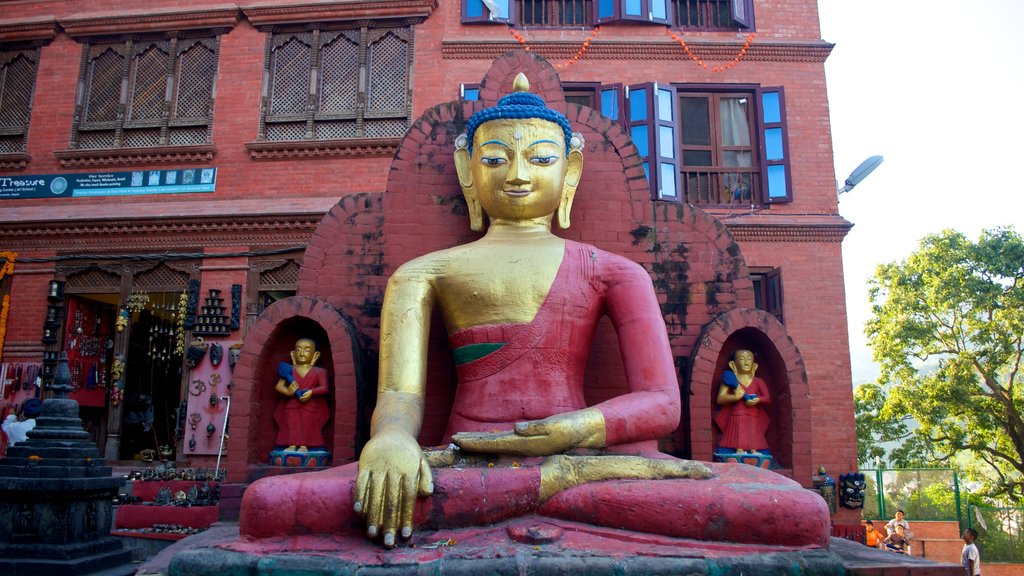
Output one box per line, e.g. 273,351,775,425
464,73,573,153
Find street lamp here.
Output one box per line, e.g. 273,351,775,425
838,155,884,196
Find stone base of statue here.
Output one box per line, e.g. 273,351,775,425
268,448,330,468
169,461,842,575
713,450,773,469
170,515,844,575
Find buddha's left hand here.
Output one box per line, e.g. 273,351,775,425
452,408,606,457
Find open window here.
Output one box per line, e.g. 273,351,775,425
463,0,512,23
676,84,791,206
750,267,784,324
626,82,681,201
460,83,481,101
758,87,792,203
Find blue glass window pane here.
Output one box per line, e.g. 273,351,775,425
631,125,649,157
601,89,618,120
626,0,642,16
466,0,482,18
599,0,614,18
657,88,672,122
629,88,647,122
652,0,667,19
495,0,509,18
643,162,650,183
660,162,677,198
658,125,674,159
762,91,780,124
767,164,787,198
464,88,480,101
765,127,783,161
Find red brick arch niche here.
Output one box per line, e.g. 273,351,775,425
688,308,811,484
225,296,361,483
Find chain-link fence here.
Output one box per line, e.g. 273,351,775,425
968,506,1024,563
860,468,961,522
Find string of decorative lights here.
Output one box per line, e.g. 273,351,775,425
667,29,756,73
505,26,753,73
0,251,15,362
508,26,600,69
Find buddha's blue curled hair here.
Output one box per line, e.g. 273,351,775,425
465,91,573,154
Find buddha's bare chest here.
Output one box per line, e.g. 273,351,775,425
435,248,564,329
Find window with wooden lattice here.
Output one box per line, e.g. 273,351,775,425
0,45,40,154
71,33,220,150
259,23,413,142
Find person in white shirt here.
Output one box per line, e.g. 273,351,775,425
886,509,910,536
961,528,981,575
2,414,36,446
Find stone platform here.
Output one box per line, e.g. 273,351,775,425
169,516,846,575
137,522,970,576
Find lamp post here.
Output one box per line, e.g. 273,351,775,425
838,155,884,196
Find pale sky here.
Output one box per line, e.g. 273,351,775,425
818,0,1024,383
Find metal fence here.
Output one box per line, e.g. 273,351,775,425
968,505,1024,563
861,468,1023,563
860,468,962,522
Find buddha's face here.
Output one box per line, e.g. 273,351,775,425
733,350,755,374
292,339,319,366
468,118,579,223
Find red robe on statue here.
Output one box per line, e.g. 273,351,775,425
714,376,772,452
274,365,330,448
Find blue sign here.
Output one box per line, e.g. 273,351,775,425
0,168,217,199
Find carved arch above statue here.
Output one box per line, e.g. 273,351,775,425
688,308,810,483
226,296,362,482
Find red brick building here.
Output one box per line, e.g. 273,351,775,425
0,0,858,524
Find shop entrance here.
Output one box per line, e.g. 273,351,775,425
59,261,193,462
120,292,185,461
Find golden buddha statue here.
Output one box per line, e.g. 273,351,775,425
239,74,829,551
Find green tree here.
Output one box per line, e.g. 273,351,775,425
859,227,1024,502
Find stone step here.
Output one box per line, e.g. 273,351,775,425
911,538,963,565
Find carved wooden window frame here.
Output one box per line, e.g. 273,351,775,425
0,43,41,170
67,31,222,155
247,258,301,329
256,21,414,145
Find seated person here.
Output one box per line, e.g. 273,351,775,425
864,520,883,548
884,524,910,554
240,74,830,550
886,509,911,537
2,399,41,447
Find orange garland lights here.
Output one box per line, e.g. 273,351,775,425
0,251,14,363
0,295,9,363
667,30,755,73
508,26,600,69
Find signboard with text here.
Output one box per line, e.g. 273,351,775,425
0,168,217,199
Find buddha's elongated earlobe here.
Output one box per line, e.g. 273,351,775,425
558,134,585,229
454,134,484,231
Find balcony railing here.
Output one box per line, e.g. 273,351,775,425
515,0,593,27
682,167,761,205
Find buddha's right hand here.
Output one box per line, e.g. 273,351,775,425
354,429,433,547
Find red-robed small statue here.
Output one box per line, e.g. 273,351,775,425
273,338,330,452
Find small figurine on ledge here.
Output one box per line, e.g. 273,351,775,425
269,338,331,467
714,348,773,468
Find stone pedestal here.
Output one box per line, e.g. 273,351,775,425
0,354,132,576
268,447,330,468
